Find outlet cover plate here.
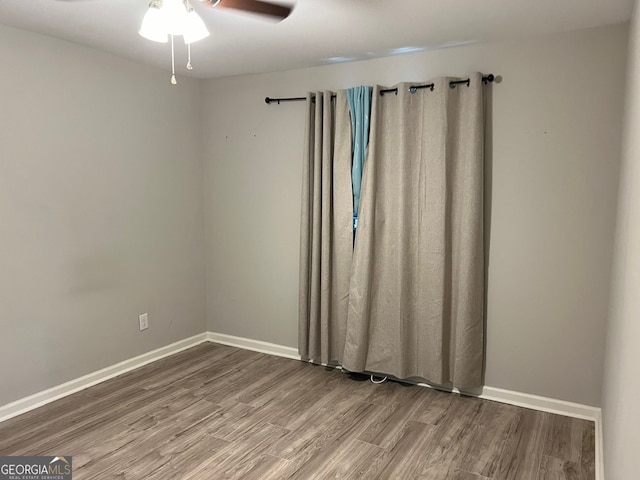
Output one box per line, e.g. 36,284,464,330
139,313,149,331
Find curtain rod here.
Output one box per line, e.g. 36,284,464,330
265,74,495,105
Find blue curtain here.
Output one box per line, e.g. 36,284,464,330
347,86,372,232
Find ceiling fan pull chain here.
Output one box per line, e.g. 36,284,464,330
170,35,177,85
187,43,193,71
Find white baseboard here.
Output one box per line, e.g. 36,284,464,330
0,330,604,480
477,385,601,421
207,331,301,360
595,409,604,480
0,333,208,423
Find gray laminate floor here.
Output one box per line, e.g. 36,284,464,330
0,343,594,479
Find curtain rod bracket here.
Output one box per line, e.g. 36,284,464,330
408,83,435,94
380,88,398,96
450,79,471,89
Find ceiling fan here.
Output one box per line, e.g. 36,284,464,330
201,0,292,21
137,0,293,83
56,0,292,20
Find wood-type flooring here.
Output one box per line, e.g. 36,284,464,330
0,343,595,479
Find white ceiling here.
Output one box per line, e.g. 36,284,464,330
0,0,633,79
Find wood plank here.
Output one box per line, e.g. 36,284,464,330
415,398,487,479
410,387,456,425
456,400,521,477
489,410,551,480
538,454,581,480
450,470,493,480
369,420,437,479
580,421,596,479
543,414,583,463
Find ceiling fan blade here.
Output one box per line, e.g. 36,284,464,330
204,0,292,21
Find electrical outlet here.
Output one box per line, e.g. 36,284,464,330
139,313,149,331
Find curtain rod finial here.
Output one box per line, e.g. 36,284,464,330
483,74,495,84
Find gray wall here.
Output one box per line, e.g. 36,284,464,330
0,26,207,406
602,3,640,477
203,24,627,407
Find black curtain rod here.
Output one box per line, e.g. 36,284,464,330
265,94,337,105
265,74,495,105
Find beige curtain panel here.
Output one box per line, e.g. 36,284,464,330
298,91,353,365
300,74,485,389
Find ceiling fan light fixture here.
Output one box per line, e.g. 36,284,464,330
160,0,188,35
183,9,210,44
139,0,210,84
139,2,168,43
